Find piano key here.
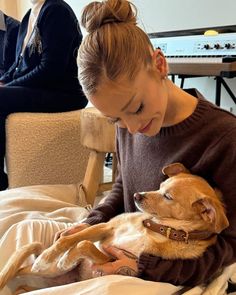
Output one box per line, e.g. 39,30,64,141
167,57,223,63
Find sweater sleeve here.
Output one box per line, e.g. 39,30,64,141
6,5,80,87
4,18,20,73
0,57,18,83
138,127,236,285
84,171,125,225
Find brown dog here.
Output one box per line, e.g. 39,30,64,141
0,163,229,293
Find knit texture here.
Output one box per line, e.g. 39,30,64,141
6,110,90,188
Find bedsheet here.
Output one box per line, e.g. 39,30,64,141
0,183,89,238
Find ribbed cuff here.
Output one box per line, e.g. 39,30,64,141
138,253,161,277
84,215,105,226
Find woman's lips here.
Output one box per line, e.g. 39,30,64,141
138,119,153,133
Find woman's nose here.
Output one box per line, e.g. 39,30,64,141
121,117,140,134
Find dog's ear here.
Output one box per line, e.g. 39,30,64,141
192,197,229,233
162,163,190,177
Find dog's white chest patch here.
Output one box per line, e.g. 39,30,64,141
109,222,145,255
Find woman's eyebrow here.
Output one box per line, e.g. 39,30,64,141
120,94,137,112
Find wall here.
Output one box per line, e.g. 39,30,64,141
0,0,18,19
133,0,236,33
16,0,31,20
0,0,30,20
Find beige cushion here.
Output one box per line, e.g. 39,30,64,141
5,110,90,188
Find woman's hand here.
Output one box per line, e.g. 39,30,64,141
53,223,90,242
92,246,138,277
0,81,4,87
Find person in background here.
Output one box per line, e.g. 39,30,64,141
0,10,20,76
58,0,236,289
0,0,88,190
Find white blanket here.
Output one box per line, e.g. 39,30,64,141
0,184,235,295
0,183,89,238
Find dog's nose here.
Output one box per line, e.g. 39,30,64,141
134,192,146,201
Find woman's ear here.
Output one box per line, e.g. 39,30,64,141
152,49,168,79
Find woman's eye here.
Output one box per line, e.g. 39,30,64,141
163,193,173,200
135,103,144,114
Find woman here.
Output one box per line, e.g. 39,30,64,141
0,0,235,291
66,0,236,287
0,0,87,190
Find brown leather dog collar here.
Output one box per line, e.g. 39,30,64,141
143,219,215,243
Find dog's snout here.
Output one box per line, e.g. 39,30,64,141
134,192,146,201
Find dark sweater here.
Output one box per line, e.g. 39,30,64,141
85,90,236,286
0,0,84,96
0,14,20,76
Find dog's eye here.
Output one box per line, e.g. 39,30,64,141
163,193,173,200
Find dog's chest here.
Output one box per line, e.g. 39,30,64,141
102,219,147,256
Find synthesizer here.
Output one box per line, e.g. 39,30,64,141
148,26,236,76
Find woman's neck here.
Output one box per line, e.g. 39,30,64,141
30,0,45,5
163,80,198,127
30,0,45,19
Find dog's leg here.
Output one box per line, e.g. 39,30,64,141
57,240,111,272
0,242,42,290
13,285,37,295
32,223,110,272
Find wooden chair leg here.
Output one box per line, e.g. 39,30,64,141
82,151,106,206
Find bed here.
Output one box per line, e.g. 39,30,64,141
0,184,235,295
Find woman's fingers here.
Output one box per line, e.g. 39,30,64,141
102,245,126,259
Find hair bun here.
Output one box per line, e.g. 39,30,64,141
81,0,137,33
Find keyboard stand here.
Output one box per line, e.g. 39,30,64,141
169,62,236,106
215,75,236,106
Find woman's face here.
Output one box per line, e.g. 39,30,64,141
89,67,169,137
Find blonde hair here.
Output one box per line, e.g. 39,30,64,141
78,0,154,97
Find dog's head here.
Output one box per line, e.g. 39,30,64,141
134,163,229,234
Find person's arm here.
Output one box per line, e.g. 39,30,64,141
0,12,28,83
138,128,236,285
6,4,80,87
138,235,235,285
4,18,20,73
85,171,124,225
0,59,17,83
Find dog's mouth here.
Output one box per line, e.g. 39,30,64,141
135,201,158,216
134,200,143,212
134,192,146,212
134,192,158,216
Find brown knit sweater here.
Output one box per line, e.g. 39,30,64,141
85,89,236,286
